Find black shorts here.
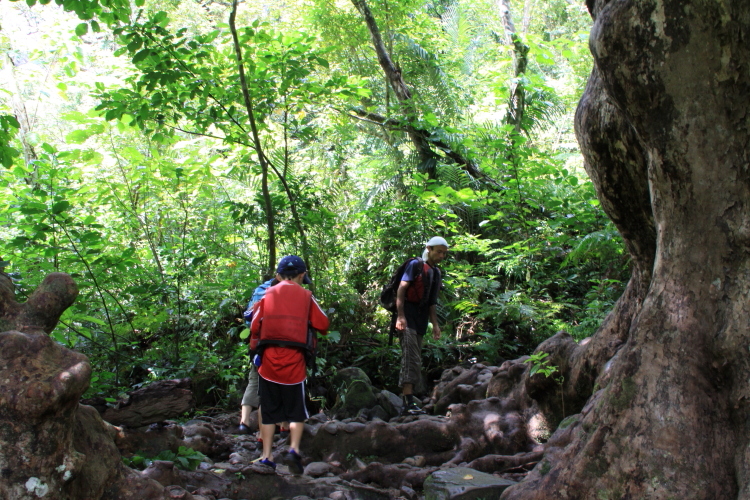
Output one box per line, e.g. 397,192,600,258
404,301,430,336
258,376,309,424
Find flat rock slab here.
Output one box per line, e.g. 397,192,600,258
424,467,516,500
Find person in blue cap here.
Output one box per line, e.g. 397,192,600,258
249,255,328,473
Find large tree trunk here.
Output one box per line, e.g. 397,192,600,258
503,1,750,498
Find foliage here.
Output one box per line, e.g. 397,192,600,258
524,351,557,378
0,0,631,411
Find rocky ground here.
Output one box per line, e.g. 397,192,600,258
0,273,551,500
107,364,546,500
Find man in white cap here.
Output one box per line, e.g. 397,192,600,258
394,236,448,415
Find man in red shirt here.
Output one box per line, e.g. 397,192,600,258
249,255,329,473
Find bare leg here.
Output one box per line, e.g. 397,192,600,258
260,423,275,460
288,422,304,452
402,382,413,396
240,405,253,426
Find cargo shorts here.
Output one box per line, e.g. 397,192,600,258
398,327,423,388
241,364,260,408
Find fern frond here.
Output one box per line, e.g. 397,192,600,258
561,228,624,268
392,32,438,63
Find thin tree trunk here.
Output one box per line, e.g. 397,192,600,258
229,0,276,272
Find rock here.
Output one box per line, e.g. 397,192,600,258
332,367,373,388
369,404,390,422
402,455,426,467
400,484,418,500
423,467,517,500
432,364,494,415
183,421,217,455
142,460,184,487
377,389,403,418
303,462,334,477
99,379,196,428
331,368,378,420
115,421,185,457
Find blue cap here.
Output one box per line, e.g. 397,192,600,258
276,255,312,284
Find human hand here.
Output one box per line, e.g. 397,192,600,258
395,315,406,331
432,324,441,340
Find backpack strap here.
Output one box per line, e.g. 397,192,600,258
257,339,309,350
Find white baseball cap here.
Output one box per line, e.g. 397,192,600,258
426,236,449,247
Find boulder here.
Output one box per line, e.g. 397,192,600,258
331,367,378,420
431,364,496,415
423,467,516,500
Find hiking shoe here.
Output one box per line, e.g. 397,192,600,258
401,396,426,416
236,423,251,435
279,426,290,438
258,458,276,470
282,448,304,475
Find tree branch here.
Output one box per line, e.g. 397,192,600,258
351,0,498,186
346,107,499,185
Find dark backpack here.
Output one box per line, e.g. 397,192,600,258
379,257,423,313
381,257,430,345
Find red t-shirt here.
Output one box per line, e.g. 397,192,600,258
250,280,329,385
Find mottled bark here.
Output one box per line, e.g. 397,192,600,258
503,1,750,498
0,273,78,335
0,274,190,500
520,58,657,427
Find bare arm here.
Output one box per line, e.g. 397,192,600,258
395,281,409,331
429,304,441,340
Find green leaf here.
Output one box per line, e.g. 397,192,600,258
76,315,107,326
127,39,143,52
51,201,71,214
75,23,88,37
0,145,20,168
424,113,439,127
66,129,93,144
132,49,151,64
